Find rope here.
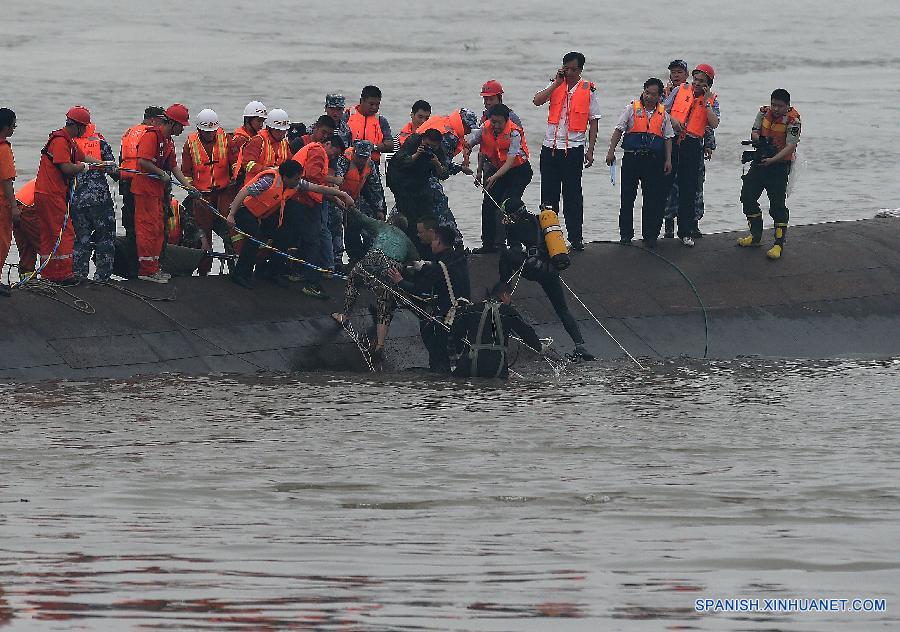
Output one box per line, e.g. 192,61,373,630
23,279,95,314
336,318,375,373
13,174,77,289
559,277,645,370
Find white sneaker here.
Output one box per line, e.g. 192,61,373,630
680,236,695,247
138,272,170,284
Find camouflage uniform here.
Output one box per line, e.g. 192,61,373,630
72,138,116,281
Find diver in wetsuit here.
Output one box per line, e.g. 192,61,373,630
499,198,594,360
449,281,542,378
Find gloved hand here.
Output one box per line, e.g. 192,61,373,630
411,260,427,271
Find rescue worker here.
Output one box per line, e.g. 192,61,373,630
663,63,720,247
332,209,420,368
605,78,674,247
737,88,801,260
225,159,348,289
180,108,228,275
532,51,601,251
337,140,387,264
344,85,393,170
133,103,197,283
386,128,449,254
228,100,267,186
317,94,352,150
0,108,16,296
449,281,542,379
468,104,532,251
34,106,105,284
239,108,292,180
390,225,471,373
394,100,432,149
290,134,353,298
72,121,118,282
292,115,336,152
663,60,715,240
13,180,40,283
499,198,594,360
120,105,165,277
479,80,523,126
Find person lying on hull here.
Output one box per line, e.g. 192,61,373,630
498,197,594,361
449,281,542,379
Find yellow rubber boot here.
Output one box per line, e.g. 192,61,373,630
766,244,782,259
736,214,763,247
767,224,787,260
737,235,761,247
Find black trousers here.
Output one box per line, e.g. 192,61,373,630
481,161,534,247
665,136,703,238
292,200,324,285
740,162,791,224
539,145,585,243
421,319,451,372
119,178,139,277
619,151,666,241
233,204,301,279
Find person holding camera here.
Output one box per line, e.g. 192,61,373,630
605,78,674,247
737,89,801,260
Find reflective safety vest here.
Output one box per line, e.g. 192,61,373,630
239,129,290,178
669,84,716,140
339,147,372,201
480,119,529,170
120,124,151,179
74,124,103,161
230,126,255,178
186,129,230,191
548,80,594,133
346,106,384,161
622,100,666,154
243,168,289,225
16,178,36,207
759,105,801,157
166,198,181,245
291,142,328,205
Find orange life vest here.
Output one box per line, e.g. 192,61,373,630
291,143,328,205
120,124,151,179
396,122,415,148
548,80,594,133
230,126,255,178
759,105,801,157
166,198,181,245
243,168,289,225
186,129,230,191
239,129,290,178
16,178,36,207
669,83,716,140
339,147,372,201
346,106,385,161
74,124,103,161
480,119,529,170
621,100,666,154
416,111,466,156
36,129,79,194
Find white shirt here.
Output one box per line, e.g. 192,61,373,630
542,79,602,149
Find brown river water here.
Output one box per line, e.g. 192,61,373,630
2,0,899,629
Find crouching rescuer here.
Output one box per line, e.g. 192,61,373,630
737,88,801,260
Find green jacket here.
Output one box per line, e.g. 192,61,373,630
349,207,419,263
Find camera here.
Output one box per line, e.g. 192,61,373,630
741,137,776,164
421,147,434,159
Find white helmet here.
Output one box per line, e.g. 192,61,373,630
243,101,268,119
265,108,290,131
195,108,220,132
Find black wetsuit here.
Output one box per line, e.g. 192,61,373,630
450,300,541,378
500,213,585,346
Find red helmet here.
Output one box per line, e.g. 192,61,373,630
480,80,504,97
66,105,92,126
693,64,715,84
165,103,190,127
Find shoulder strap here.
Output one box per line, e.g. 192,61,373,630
438,260,459,325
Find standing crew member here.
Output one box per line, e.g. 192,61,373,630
337,140,387,264
344,85,393,170
238,108,292,180
72,122,118,282
663,63,720,247
133,103,196,283
449,281,542,379
500,198,594,360
120,106,165,277
13,180,40,282
737,88,801,260
394,100,432,149
605,78,674,247
0,108,17,296
34,106,101,284
308,94,352,151
532,51,601,251
181,108,228,275
479,80,523,126
469,104,533,253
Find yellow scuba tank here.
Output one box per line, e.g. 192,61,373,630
539,205,571,271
